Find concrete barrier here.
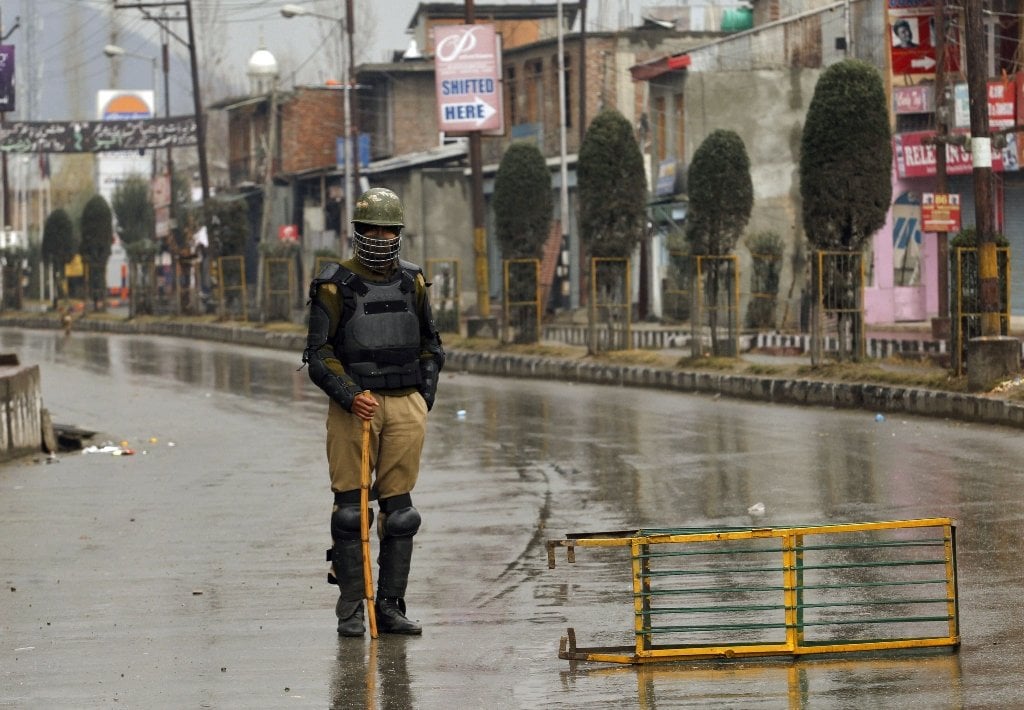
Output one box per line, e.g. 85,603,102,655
0,362,42,461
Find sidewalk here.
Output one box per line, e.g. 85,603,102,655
4,308,1024,429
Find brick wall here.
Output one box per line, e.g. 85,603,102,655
389,73,442,156
279,87,346,174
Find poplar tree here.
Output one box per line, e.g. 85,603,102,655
800,60,892,251
577,108,647,351
80,194,113,310
42,208,76,305
493,142,552,259
800,60,892,360
686,129,753,257
686,129,754,355
577,108,647,258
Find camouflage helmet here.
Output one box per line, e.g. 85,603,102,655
351,187,405,228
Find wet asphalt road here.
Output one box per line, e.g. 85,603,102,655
0,328,1023,709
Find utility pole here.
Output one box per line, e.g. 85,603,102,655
162,24,175,230
466,0,491,319
963,1,997,335
555,0,570,312
183,0,209,206
932,0,950,341
578,0,587,146
346,0,360,198
115,1,209,209
963,0,1020,389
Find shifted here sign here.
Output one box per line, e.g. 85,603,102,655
434,24,504,135
921,193,961,234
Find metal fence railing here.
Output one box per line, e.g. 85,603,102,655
547,518,960,665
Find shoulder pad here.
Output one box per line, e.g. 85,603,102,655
337,267,369,296
309,261,350,299
315,261,342,282
399,259,423,277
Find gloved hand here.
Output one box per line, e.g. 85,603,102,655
419,360,439,411
420,388,435,411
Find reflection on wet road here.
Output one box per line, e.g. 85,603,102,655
0,328,1021,708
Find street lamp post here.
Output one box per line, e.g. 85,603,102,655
103,44,160,175
112,0,207,211
105,43,174,243
103,44,158,113
281,3,354,257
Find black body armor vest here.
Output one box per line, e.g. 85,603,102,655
332,265,423,391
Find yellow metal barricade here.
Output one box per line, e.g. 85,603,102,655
813,250,865,362
176,257,199,315
748,252,782,330
263,257,295,322
951,246,1010,376
503,258,541,344
591,257,631,351
216,255,248,321
694,255,739,356
546,518,959,664
426,258,461,334
663,250,692,322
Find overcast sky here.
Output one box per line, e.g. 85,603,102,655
6,0,645,120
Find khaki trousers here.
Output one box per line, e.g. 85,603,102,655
326,391,427,499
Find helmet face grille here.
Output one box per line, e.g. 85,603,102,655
353,228,402,270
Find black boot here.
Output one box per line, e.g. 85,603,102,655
332,539,366,637
377,533,421,634
375,597,421,635
336,598,364,637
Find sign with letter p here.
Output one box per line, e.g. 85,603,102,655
434,24,504,135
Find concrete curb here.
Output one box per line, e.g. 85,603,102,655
445,351,1024,428
5,315,1024,430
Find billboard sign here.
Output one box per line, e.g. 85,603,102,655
921,193,961,233
888,0,961,77
894,129,1016,178
434,24,504,135
0,117,197,153
952,80,1018,130
98,90,154,120
894,85,933,114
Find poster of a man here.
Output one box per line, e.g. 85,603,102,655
893,19,918,48
889,5,961,76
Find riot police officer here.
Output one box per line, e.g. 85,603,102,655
304,187,445,636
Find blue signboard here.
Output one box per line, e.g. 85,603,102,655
336,134,371,169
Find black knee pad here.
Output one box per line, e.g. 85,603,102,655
331,505,372,542
382,506,421,538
